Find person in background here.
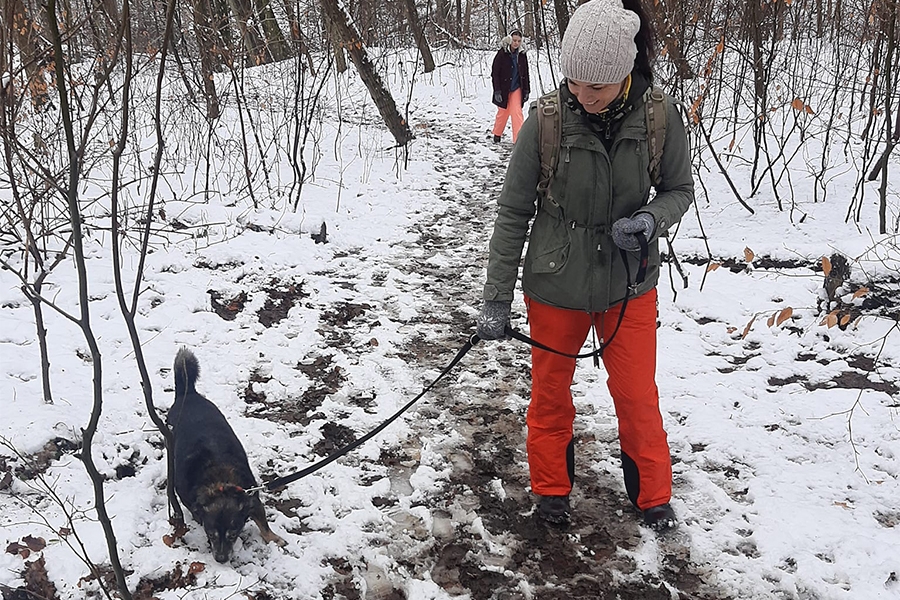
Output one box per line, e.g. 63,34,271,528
476,0,694,529
490,30,530,144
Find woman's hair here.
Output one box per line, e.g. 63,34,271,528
509,29,523,38
620,0,656,82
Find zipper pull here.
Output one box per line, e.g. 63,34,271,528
565,146,571,163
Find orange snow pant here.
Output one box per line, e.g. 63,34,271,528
524,289,672,511
493,88,524,143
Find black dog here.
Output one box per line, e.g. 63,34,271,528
168,348,285,562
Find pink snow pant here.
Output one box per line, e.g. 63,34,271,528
493,88,524,143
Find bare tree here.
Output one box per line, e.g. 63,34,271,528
193,0,223,119
320,0,412,146
404,0,436,73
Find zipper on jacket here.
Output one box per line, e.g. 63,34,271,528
564,146,571,163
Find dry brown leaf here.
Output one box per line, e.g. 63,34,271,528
22,536,46,552
833,501,851,509
852,287,869,298
162,534,176,547
826,311,839,328
767,312,776,327
822,256,832,276
840,314,851,326
726,326,737,334
791,98,805,111
744,247,755,263
6,542,28,556
707,262,721,272
188,562,206,575
728,138,735,152
741,315,756,339
776,307,794,326
805,104,815,115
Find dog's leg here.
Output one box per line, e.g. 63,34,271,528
249,496,286,547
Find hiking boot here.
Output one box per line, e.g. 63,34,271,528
493,135,501,143
643,503,677,530
538,495,570,524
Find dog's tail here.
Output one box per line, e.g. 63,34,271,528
174,347,200,398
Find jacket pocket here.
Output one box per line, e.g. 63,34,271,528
527,211,570,274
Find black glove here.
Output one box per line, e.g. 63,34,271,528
523,93,529,103
493,91,503,104
476,300,511,340
611,213,655,251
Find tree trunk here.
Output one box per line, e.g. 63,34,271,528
30,278,53,403
464,0,474,39
320,0,412,147
530,0,541,47
322,9,348,73
225,0,270,65
404,0,435,73
553,0,569,41
524,0,534,38
282,0,316,73
435,0,451,29
254,0,292,62
192,0,222,119
491,0,505,37
3,0,52,108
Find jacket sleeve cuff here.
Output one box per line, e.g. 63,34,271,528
483,283,514,302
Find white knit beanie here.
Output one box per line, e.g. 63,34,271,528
560,0,640,85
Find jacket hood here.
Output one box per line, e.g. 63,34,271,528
500,35,528,53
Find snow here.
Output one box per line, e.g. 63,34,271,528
1,48,899,600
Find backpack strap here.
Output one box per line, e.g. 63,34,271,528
644,86,667,188
535,89,562,203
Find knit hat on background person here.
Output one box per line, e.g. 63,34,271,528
560,0,640,85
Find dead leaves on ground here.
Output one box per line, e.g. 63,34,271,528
6,535,47,559
766,307,794,328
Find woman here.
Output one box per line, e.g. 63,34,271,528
490,30,530,144
476,0,694,529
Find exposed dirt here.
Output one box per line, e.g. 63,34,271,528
208,289,248,321
13,438,80,480
1,557,59,600
132,562,205,600
321,120,732,600
258,280,307,328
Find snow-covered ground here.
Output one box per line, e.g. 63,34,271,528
1,49,899,599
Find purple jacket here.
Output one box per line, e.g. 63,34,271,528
491,40,530,109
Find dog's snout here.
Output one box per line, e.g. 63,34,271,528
214,552,230,563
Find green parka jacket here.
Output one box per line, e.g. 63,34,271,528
483,83,694,312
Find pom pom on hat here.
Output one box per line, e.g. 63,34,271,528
560,0,640,84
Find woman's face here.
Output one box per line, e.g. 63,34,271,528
510,35,522,50
567,78,625,114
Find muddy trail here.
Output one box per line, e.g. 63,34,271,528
336,122,732,600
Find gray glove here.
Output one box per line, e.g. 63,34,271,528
493,91,503,104
476,300,511,340
611,213,655,251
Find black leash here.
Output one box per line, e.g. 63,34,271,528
246,333,481,493
248,234,649,493
502,234,649,361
